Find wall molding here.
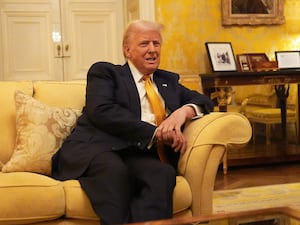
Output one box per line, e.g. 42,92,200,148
139,0,155,21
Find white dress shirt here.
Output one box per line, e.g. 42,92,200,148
128,60,161,126
128,60,203,127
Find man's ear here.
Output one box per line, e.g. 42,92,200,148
124,45,130,58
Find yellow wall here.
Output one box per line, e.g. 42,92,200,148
155,0,300,84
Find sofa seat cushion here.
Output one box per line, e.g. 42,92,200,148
62,176,192,220
0,172,65,225
63,180,99,220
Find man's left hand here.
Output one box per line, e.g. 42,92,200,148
155,105,196,154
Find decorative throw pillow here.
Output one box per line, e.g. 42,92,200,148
1,91,82,175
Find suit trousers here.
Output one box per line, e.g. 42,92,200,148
78,148,177,225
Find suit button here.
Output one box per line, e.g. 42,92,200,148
137,142,142,147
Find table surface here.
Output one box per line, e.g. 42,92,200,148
200,69,300,87
126,207,300,225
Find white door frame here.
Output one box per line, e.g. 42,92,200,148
139,0,155,21
124,0,155,23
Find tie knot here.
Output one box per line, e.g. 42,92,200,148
142,75,151,82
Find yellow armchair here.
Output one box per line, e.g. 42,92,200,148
245,84,298,144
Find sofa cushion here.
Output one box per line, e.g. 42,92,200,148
1,91,81,175
0,81,33,165
0,172,65,224
63,180,99,220
62,176,192,220
33,81,86,110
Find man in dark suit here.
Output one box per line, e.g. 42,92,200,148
51,20,213,225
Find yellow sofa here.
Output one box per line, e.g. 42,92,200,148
0,81,252,225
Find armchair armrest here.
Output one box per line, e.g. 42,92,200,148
178,112,252,216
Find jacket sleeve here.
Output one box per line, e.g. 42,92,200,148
84,62,156,150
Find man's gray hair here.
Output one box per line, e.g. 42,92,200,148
122,20,164,58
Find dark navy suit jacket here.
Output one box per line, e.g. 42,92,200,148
52,62,214,180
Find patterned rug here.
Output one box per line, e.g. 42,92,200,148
213,182,300,214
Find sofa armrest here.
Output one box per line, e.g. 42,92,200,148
178,112,252,216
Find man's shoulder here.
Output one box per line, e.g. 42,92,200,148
155,69,179,80
89,61,123,70
88,61,129,75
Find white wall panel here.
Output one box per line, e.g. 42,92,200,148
0,1,61,80
61,0,125,80
0,0,155,80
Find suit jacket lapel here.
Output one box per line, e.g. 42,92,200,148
153,71,170,103
154,71,178,112
119,64,141,117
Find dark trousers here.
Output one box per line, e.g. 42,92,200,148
78,148,177,225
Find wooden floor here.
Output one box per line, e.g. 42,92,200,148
214,162,300,191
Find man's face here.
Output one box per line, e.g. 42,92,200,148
124,30,162,75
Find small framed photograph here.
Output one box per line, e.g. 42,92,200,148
236,53,277,71
247,53,269,70
205,42,237,72
275,51,300,69
247,53,269,64
236,54,252,71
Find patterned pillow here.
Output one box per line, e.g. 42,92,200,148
1,91,81,175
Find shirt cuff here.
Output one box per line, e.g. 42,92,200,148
186,104,204,120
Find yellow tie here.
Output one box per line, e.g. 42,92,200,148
143,75,165,125
143,75,168,163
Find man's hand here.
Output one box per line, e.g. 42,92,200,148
155,105,196,154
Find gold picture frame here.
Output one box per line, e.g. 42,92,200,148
222,0,285,25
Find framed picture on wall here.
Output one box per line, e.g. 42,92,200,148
205,42,237,72
275,51,300,69
222,0,285,25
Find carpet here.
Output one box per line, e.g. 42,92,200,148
213,182,300,214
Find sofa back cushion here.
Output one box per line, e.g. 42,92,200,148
33,80,86,110
0,82,33,164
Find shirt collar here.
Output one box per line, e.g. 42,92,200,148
128,60,153,83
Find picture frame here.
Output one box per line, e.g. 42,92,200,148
275,51,300,69
236,53,278,72
236,54,252,71
222,0,285,26
205,42,237,72
246,53,269,70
